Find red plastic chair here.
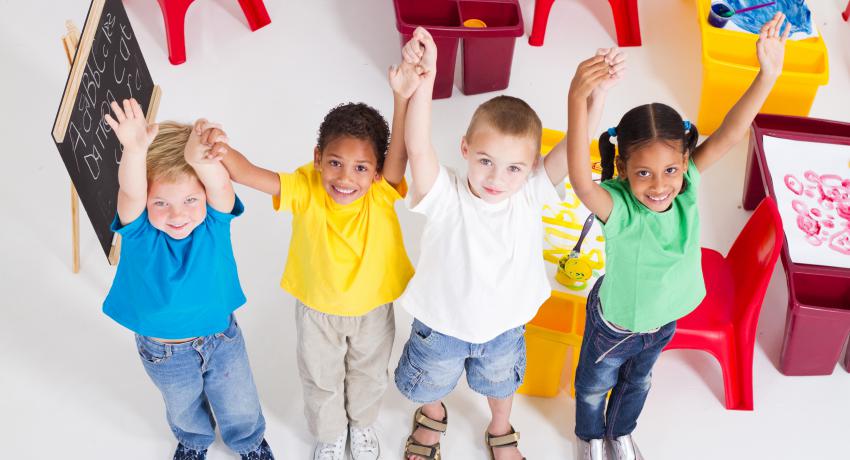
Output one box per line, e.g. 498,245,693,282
156,0,271,65
664,197,784,411
529,0,641,47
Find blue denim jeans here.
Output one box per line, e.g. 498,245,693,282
135,316,266,454
574,277,676,441
394,319,526,403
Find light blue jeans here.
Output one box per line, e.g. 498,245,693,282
395,319,526,403
135,316,266,454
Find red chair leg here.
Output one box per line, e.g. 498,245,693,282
843,1,850,21
157,0,195,65
714,341,742,410
237,0,271,31
608,0,642,47
529,0,556,46
731,332,755,410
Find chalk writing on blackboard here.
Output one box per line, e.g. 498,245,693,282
52,0,160,259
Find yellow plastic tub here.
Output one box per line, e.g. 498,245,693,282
518,291,587,398
695,0,829,134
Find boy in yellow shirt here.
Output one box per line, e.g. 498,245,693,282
215,61,421,460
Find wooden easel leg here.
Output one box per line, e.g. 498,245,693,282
108,235,121,265
71,183,80,273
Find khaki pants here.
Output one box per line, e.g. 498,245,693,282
295,300,395,442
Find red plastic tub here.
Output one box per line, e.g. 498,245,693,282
392,0,524,98
741,114,850,376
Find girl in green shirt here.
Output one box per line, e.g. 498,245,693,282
565,12,790,460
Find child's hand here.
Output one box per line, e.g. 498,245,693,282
104,98,158,155
389,61,425,99
184,119,229,165
402,27,437,75
568,55,615,101
594,47,627,93
756,12,790,80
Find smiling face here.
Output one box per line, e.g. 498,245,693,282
461,125,538,204
146,173,207,239
618,140,689,213
314,135,381,205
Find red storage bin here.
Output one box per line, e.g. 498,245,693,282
741,114,850,376
392,0,524,98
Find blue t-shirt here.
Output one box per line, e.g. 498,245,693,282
102,197,247,338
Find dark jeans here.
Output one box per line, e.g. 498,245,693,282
574,277,676,441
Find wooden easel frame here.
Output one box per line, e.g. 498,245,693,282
60,18,161,272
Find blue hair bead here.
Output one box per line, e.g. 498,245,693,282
607,127,617,137
683,120,692,131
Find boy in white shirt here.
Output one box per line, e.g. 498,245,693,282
393,27,623,460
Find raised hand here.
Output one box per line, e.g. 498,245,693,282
185,119,228,165
756,12,790,80
569,55,615,101
594,47,627,93
402,26,437,76
104,98,158,155
389,60,425,99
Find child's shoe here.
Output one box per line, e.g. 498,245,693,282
607,434,643,460
241,438,275,460
313,430,347,460
577,438,607,460
173,443,207,460
349,425,380,460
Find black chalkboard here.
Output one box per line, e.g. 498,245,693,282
52,0,159,259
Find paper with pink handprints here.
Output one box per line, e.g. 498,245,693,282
762,135,850,268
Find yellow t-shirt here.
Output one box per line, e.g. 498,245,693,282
272,163,414,316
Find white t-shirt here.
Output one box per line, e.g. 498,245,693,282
398,162,563,343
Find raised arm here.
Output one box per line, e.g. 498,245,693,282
546,48,625,185
384,60,421,187
692,13,788,172
216,143,281,197
567,55,617,222
104,98,159,225
183,119,235,213
402,27,441,205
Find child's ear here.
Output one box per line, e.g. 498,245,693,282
682,152,690,171
461,136,469,160
616,158,626,177
313,147,322,170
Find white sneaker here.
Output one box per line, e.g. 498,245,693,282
349,425,380,460
608,434,643,460
313,431,347,460
577,438,608,460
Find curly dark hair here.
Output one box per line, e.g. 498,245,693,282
316,102,390,171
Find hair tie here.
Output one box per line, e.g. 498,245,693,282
607,127,617,138
683,120,692,132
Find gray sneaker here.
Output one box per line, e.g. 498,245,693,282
577,438,608,460
607,434,644,460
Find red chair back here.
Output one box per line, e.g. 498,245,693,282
725,197,784,327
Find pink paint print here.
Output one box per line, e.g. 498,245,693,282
785,170,850,258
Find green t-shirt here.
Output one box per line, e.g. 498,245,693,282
598,158,705,332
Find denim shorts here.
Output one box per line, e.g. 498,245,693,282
394,319,526,403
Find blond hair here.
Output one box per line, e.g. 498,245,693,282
146,121,195,184
465,96,542,154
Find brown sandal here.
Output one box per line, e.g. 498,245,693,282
485,426,526,460
403,403,448,460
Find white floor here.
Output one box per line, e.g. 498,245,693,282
2,0,850,458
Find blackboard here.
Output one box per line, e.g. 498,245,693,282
52,0,160,259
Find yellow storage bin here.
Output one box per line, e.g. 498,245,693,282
695,0,829,134
518,291,587,398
